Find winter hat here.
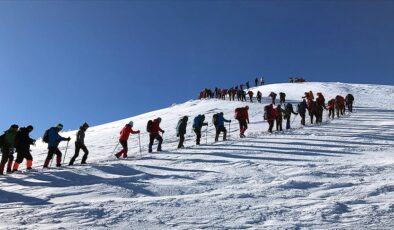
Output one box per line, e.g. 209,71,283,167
245,106,249,110
56,123,64,129
128,121,134,126
82,122,89,128
10,124,19,129
27,125,34,131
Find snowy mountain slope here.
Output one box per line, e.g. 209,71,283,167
0,82,394,229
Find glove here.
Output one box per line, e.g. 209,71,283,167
161,130,165,134
137,130,141,134
67,137,71,141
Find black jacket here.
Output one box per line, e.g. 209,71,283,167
76,127,86,145
15,128,35,152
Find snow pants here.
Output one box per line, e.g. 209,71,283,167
116,140,128,158
238,119,248,136
13,149,33,171
194,128,202,145
0,148,14,174
149,134,163,153
43,147,62,168
69,142,89,165
215,126,227,142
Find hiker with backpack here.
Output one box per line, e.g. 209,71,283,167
297,99,307,126
345,94,354,112
69,122,90,165
0,124,19,174
236,89,242,101
213,112,231,142
256,91,262,103
235,106,249,138
275,105,283,131
279,92,286,104
247,91,254,102
148,118,165,153
114,121,140,158
43,124,71,168
12,125,35,172
264,104,276,133
283,103,298,129
335,95,346,117
327,99,336,119
316,92,326,123
242,90,247,102
176,116,188,149
269,92,277,105
192,114,208,145
307,99,318,124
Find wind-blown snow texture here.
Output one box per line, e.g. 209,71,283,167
1,82,394,229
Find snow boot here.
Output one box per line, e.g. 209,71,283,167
12,162,20,172
26,160,33,170
43,159,50,168
56,156,62,167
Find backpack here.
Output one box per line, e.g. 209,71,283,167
212,113,219,126
42,129,50,143
234,108,242,120
285,103,293,112
346,94,354,102
176,119,182,134
146,120,153,132
0,134,4,148
192,116,201,129
264,105,271,120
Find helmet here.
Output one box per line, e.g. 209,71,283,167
157,117,162,121
245,106,249,110
82,122,89,128
128,121,134,126
27,125,34,131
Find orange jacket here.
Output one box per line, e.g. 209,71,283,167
119,125,139,141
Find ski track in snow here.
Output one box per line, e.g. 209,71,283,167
1,82,394,229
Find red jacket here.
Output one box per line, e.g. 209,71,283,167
151,119,164,134
327,99,336,109
235,108,249,122
119,125,139,141
335,95,345,107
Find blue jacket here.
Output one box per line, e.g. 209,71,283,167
192,115,208,129
47,127,67,148
218,114,230,127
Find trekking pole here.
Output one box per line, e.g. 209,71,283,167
111,142,120,155
138,133,142,156
62,140,70,164
228,122,231,139
291,114,298,125
205,126,208,145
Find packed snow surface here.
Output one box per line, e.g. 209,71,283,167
1,82,394,229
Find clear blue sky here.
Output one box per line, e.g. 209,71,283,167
1,0,393,136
